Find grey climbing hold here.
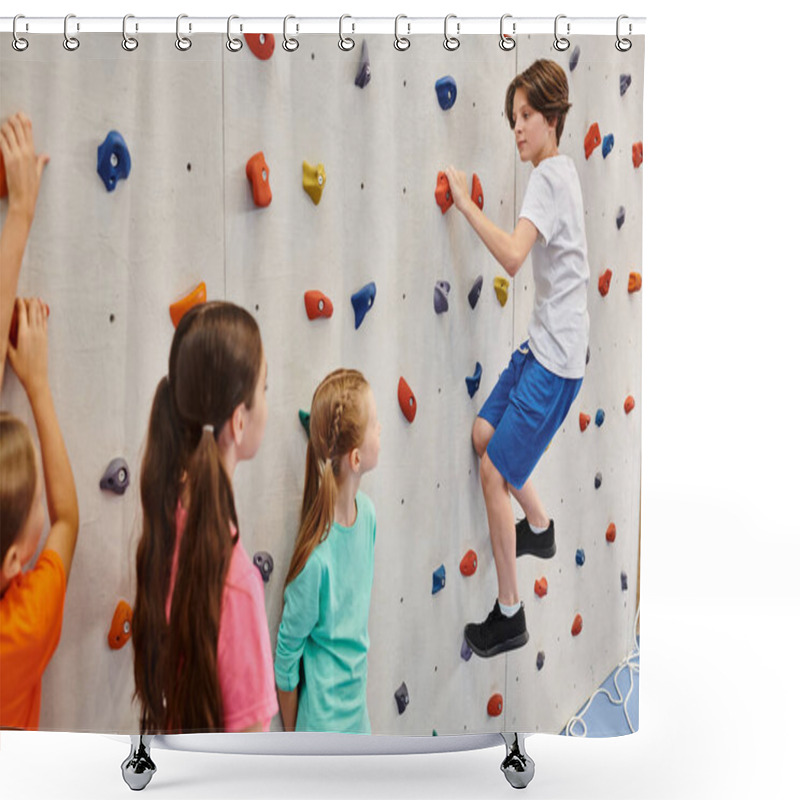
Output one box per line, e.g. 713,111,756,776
468,276,484,309
536,651,545,671
595,472,602,489
97,131,131,192
351,282,376,329
355,40,371,88
620,74,632,96
569,45,581,72
616,206,626,230
576,548,586,566
435,76,457,110
395,682,410,714
434,281,451,314
100,457,130,495
432,564,446,594
466,362,483,398
460,638,473,662
253,551,274,583
621,571,628,591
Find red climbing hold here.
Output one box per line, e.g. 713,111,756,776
304,290,334,320
598,269,612,297
108,600,133,650
398,377,417,423
628,272,642,293
632,141,643,168
534,577,548,598
245,32,276,60
487,693,504,718
579,413,591,432
624,395,635,414
571,614,583,636
584,123,601,159
246,151,272,208
170,282,207,328
606,523,617,543
435,171,453,214
460,549,478,577
471,173,484,210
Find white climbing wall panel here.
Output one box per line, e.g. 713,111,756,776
0,32,642,736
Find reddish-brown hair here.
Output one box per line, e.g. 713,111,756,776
0,412,37,566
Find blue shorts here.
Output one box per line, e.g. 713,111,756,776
479,341,582,491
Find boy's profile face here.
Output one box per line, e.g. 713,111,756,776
512,88,558,167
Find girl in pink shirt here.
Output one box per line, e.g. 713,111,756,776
132,301,277,734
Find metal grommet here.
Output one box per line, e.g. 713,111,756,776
122,14,139,51
283,15,299,52
443,14,460,51
499,14,515,51
616,15,632,52
226,15,243,52
175,14,192,51
394,14,410,51
12,15,29,52
339,14,355,51
554,14,570,52
63,14,80,51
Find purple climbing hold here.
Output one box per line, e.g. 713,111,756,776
466,362,483,398
616,206,626,230
97,131,131,192
569,46,581,72
100,457,130,495
620,74,632,96
468,276,484,309
355,40,371,88
595,472,602,490
621,571,628,591
395,682,410,714
461,638,473,662
536,651,545,671
351,282,376,329
434,281,451,314
602,134,615,159
253,551,274,583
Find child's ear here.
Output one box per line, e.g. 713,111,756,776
350,447,361,473
231,402,246,446
1,545,22,585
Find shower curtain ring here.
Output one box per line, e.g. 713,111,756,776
226,15,243,52
554,14,570,51
122,14,139,51
283,15,299,52
63,14,80,51
443,14,460,51
394,15,410,51
175,14,192,51
339,15,355,51
12,15,29,52
499,14,516,51
615,15,632,52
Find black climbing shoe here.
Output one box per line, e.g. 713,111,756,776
516,518,556,559
464,601,529,658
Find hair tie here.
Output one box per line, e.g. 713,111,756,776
202,424,215,434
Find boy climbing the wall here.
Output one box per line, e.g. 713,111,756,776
445,59,589,657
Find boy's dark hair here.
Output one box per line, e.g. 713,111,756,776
505,59,572,145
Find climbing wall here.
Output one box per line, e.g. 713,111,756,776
0,32,642,736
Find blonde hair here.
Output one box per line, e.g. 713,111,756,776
284,369,369,587
0,412,37,565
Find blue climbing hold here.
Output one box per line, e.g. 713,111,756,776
468,276,483,309
97,131,131,192
355,40,371,88
602,134,615,158
616,206,626,230
432,565,446,594
435,76,457,111
351,282,376,329
569,46,581,72
536,651,545,671
460,639,473,662
434,281,451,314
576,549,586,566
620,74,632,96
466,362,482,398
595,409,605,427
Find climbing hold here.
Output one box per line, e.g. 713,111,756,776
394,682,410,715
602,133,615,159
460,550,478,577
576,549,586,566
355,40,371,88
628,272,642,293
246,152,272,208
534,577,548,598
108,600,133,650
9,302,49,349
97,131,131,192
465,363,483,399
536,651,545,671
432,565,446,595
494,276,509,307
598,269,612,297
351,282,376,329
471,173,484,210
0,151,6,197
571,614,583,636
468,276,483,309
435,75,457,110
584,123,601,159
620,73,632,96
460,638,473,662
299,409,310,437
586,346,591,365
100,457,130,495
569,45,581,72
245,32,275,60
595,472,602,490
606,523,617,543
253,551,274,583
624,395,636,414
397,377,417,423
302,161,326,205
616,206,626,229
621,572,629,591
434,281,451,314
632,141,643,168
433,730,438,737
595,409,605,427
304,290,334,320
170,282,207,328
579,413,591,432
487,693,503,718
435,171,453,214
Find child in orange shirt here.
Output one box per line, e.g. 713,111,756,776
0,297,79,729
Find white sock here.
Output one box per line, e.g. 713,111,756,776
528,520,549,535
498,600,521,618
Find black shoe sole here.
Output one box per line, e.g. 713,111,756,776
516,541,556,559
464,629,530,658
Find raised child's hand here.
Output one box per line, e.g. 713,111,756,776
444,165,471,212
0,112,49,223
7,297,49,398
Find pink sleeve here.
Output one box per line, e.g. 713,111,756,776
217,545,279,732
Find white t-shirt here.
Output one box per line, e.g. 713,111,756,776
518,155,590,380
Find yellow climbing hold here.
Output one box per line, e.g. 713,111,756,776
303,161,326,205
494,276,509,307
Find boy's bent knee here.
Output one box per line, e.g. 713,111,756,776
472,417,493,457
480,452,506,493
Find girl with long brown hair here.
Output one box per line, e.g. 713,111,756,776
274,368,380,733
132,301,277,733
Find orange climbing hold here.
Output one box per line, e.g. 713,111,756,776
584,123,601,159
471,173,484,210
534,577,548,598
579,413,591,432
487,693,503,718
460,549,478,577
397,377,417,423
632,141,643,168
624,395,635,414
108,600,133,650
598,269,612,297
571,614,583,636
435,171,453,214
606,523,617,543
246,151,272,208
628,272,642,293
244,32,276,60
170,282,207,328
304,290,334,320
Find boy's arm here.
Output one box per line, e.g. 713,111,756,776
278,688,299,732
0,113,49,392
444,165,538,277
7,298,79,582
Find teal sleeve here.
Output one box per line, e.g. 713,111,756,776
274,555,322,692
